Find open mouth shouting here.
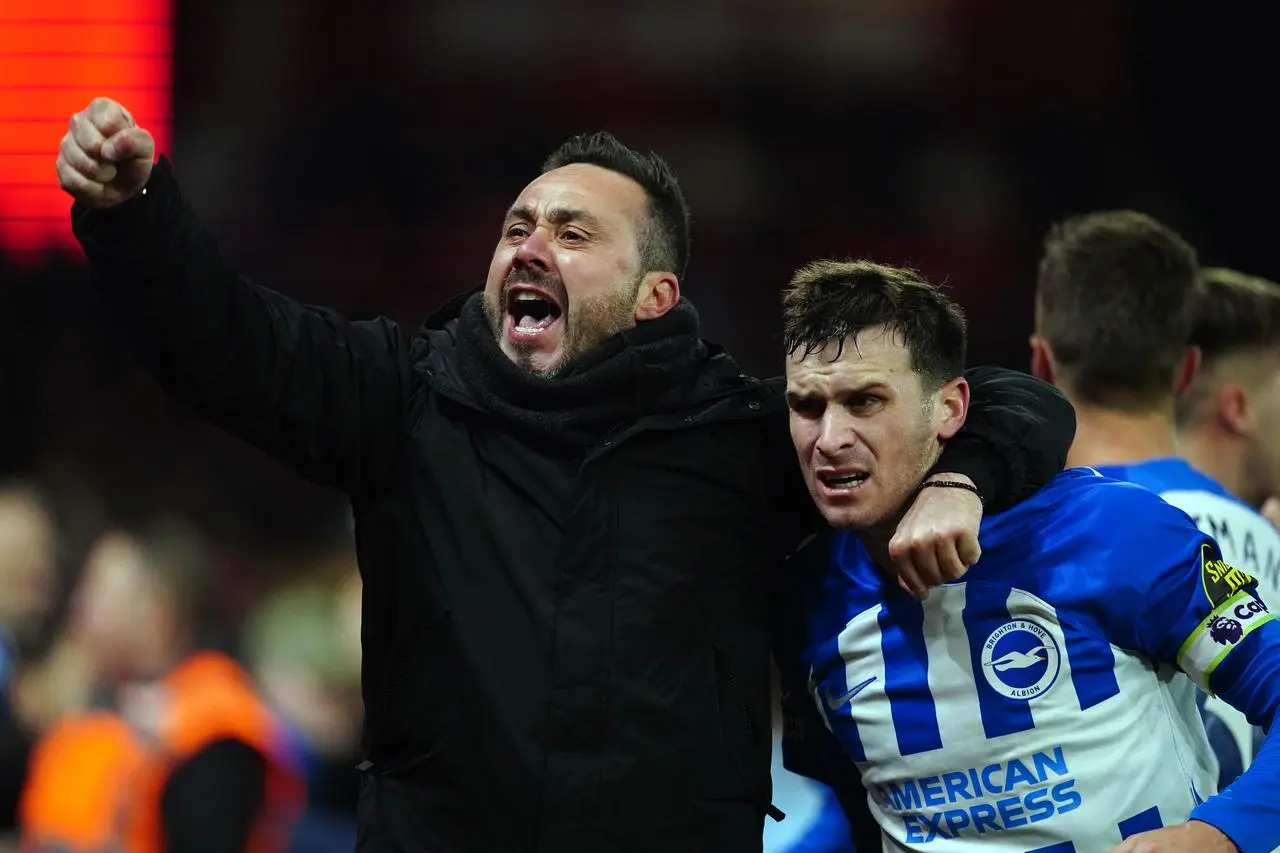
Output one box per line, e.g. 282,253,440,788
816,469,869,497
505,284,564,345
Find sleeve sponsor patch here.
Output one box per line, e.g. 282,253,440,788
1199,541,1257,607
1177,588,1275,693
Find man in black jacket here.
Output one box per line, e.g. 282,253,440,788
53,97,1075,852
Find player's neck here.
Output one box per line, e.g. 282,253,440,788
1180,427,1249,503
1066,403,1180,469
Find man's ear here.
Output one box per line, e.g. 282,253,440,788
1173,345,1202,396
936,376,970,440
1029,335,1056,385
1218,381,1256,438
634,272,679,321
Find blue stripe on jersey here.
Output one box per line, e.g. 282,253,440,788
878,598,943,757
1118,805,1163,837
1058,622,1121,711
962,584,1036,739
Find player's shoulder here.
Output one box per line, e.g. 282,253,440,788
992,466,1196,533
981,468,1209,593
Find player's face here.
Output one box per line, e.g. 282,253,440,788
1244,359,1280,506
69,534,157,680
484,164,648,376
786,326,967,535
0,492,55,650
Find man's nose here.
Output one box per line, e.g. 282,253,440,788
815,412,855,458
513,227,552,272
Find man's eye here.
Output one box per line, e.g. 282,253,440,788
791,400,824,418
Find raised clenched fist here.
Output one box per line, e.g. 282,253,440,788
55,97,156,209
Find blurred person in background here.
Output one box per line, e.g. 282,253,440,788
765,681,855,853
1029,211,1280,791
53,97,1074,852
245,566,363,853
0,482,58,833
776,260,1280,853
1173,266,1280,775
1175,268,1280,576
19,516,304,853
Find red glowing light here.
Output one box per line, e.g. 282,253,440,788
0,1,172,263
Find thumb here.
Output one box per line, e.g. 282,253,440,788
956,532,982,567
100,127,155,163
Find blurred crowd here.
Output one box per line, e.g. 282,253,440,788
0,480,364,851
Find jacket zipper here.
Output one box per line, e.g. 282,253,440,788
722,666,758,745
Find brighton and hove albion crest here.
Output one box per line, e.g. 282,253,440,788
981,619,1062,700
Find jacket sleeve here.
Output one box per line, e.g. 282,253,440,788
70,156,417,499
931,367,1076,514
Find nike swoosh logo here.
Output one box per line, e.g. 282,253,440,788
823,676,877,711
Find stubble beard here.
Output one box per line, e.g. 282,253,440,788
485,274,643,377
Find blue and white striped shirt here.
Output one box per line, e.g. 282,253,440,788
776,468,1280,852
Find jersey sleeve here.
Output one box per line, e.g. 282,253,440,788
1187,621,1280,853
1088,494,1280,851
1089,497,1274,693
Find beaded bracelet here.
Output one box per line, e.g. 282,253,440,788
919,479,985,506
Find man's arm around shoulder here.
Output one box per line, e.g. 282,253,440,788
933,367,1075,514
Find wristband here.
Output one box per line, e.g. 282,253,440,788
919,479,984,506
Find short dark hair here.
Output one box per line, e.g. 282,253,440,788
1176,268,1280,426
542,132,691,281
781,259,967,389
1191,267,1280,359
1035,210,1199,408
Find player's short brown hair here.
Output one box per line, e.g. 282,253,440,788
1035,210,1199,408
1191,268,1280,358
782,259,966,390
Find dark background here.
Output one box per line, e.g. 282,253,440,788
3,2,1276,565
